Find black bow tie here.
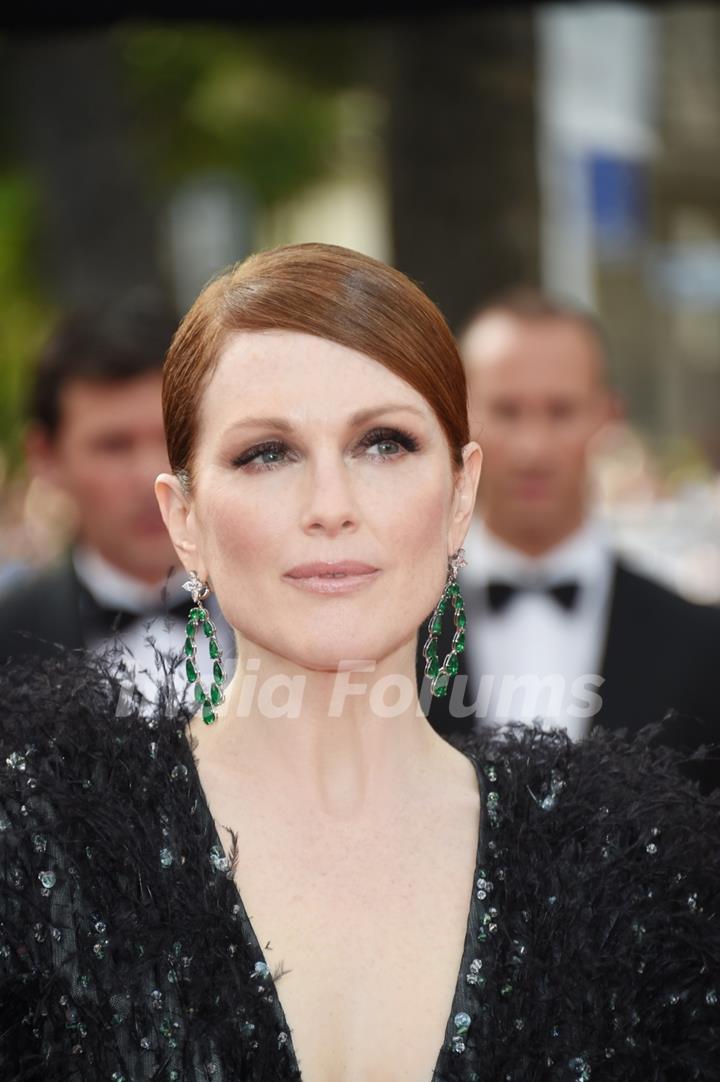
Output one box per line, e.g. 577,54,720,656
486,578,581,613
79,586,189,640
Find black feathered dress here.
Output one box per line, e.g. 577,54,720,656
1,652,718,1081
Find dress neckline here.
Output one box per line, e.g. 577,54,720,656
184,732,487,1082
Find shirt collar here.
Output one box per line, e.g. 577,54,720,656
73,545,187,614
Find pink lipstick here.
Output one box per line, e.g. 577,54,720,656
282,560,380,596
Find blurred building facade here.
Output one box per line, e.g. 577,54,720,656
2,8,720,602
538,4,720,467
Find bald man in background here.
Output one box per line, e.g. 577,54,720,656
420,290,719,788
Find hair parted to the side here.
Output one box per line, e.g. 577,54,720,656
162,243,469,490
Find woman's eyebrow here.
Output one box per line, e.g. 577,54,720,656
349,403,427,426
222,403,428,437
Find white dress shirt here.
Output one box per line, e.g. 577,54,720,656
460,516,615,741
73,547,234,711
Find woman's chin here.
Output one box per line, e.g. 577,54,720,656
237,624,413,678
292,648,380,676
262,633,384,676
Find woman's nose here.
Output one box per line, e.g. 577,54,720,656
298,454,359,536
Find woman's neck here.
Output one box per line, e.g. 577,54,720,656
188,638,451,819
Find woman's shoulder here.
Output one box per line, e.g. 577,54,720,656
0,649,192,840
0,650,206,958
449,718,720,952
1,647,188,761
453,716,720,825
0,653,281,1079
448,722,720,1071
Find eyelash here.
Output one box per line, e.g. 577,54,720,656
231,426,421,472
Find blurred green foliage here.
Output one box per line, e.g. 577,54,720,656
0,172,55,481
0,21,377,479
117,22,375,204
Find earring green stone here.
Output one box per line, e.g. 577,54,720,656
423,548,467,698
182,571,225,724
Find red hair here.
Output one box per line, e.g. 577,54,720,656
163,243,469,485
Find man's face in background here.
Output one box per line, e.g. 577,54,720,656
29,371,176,583
462,313,614,550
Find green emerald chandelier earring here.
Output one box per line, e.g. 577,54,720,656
182,570,225,724
422,547,467,698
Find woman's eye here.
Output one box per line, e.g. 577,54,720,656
359,427,420,459
367,438,402,457
254,448,285,466
232,441,289,471
231,427,419,471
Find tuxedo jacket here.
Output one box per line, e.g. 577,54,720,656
418,558,720,788
0,552,189,662
0,553,88,660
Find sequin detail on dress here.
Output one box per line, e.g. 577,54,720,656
0,651,717,1080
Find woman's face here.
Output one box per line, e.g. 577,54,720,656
158,329,481,673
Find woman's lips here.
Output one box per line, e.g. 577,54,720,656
282,561,380,595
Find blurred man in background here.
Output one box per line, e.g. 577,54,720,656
0,299,232,699
421,290,720,782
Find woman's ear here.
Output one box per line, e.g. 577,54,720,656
154,473,205,578
448,441,482,553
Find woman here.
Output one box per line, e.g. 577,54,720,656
1,243,718,1081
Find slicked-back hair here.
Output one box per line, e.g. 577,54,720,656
162,243,470,491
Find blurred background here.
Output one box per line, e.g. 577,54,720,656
1,4,719,602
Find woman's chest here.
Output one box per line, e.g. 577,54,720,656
219,807,480,1082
